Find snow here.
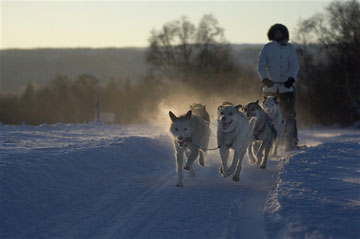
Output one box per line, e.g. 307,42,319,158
0,124,359,238
265,129,360,239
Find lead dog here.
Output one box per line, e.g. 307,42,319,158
217,103,256,181
243,100,277,169
169,110,210,187
262,96,284,155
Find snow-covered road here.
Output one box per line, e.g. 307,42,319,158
1,123,359,238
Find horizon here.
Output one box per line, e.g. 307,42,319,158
1,0,332,49
0,42,265,51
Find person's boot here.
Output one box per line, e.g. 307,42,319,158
285,138,298,151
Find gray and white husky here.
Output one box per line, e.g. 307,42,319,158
217,103,256,181
262,96,285,155
243,100,277,169
169,110,210,187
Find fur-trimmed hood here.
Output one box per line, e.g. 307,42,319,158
267,23,289,42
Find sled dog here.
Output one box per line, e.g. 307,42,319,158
217,103,256,181
169,110,210,187
190,103,210,124
262,96,285,155
243,100,277,169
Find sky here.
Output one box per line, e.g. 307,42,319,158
1,0,333,49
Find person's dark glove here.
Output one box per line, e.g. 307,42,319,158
263,78,274,88
284,77,295,88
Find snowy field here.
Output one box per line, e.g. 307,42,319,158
0,123,359,239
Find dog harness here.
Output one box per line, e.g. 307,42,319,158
253,119,277,140
178,137,193,147
253,121,266,140
179,137,221,151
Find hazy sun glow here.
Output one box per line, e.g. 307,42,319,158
2,0,332,49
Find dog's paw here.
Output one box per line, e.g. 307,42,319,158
183,164,190,170
222,172,231,178
176,183,184,188
219,166,224,175
232,175,240,182
259,164,266,169
219,167,230,177
248,158,257,165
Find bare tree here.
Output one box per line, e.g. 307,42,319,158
147,16,196,81
146,14,240,89
294,0,360,123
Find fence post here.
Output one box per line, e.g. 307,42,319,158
95,100,100,122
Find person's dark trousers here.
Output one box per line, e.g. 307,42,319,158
264,91,298,151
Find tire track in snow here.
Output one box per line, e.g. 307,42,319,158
0,123,282,239
101,151,279,239
93,171,175,238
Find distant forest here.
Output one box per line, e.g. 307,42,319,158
0,45,262,125
0,45,261,92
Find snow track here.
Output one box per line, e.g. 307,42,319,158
0,123,278,238
1,124,359,238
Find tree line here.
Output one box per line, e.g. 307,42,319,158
294,0,360,125
0,74,165,124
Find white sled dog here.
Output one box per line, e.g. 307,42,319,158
243,100,277,169
169,110,210,187
217,103,256,181
190,103,210,124
262,96,285,155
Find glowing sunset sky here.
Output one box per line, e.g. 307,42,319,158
1,0,332,49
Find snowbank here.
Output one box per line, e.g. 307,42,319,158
265,130,360,238
0,123,173,238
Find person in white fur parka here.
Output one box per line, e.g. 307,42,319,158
257,23,300,151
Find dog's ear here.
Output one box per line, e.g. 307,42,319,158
263,96,267,104
217,105,223,112
169,111,177,121
235,104,242,111
185,110,192,120
256,99,259,104
273,96,278,104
